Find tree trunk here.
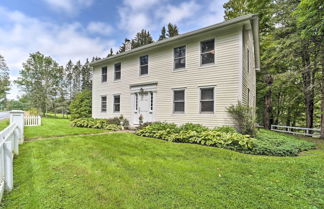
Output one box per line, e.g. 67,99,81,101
301,50,314,130
263,74,273,129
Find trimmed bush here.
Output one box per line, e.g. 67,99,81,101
70,90,92,120
71,118,122,131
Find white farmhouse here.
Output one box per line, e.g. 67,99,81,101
90,14,260,128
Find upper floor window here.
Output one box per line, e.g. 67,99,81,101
200,87,214,113
101,96,107,112
174,46,186,69
140,55,148,75
201,39,215,65
101,66,107,82
113,95,120,112
173,89,185,113
114,63,121,80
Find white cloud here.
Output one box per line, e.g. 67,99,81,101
42,0,94,14
156,1,200,25
0,6,116,99
87,22,113,35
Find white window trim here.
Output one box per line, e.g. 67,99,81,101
200,39,216,66
172,88,186,114
101,66,108,83
114,63,121,81
139,55,149,76
173,45,187,72
101,95,107,113
199,86,215,114
113,94,121,113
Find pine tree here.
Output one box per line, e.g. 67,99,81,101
132,29,154,48
107,48,114,57
158,26,167,41
81,59,92,91
167,23,179,38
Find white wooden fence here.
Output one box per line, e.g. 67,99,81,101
271,125,321,137
24,115,41,126
0,110,24,202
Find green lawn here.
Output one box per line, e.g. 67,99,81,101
1,119,323,208
0,119,9,131
24,118,106,139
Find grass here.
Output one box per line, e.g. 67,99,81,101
1,119,323,208
0,119,9,131
24,118,106,139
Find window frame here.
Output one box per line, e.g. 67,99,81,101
139,55,149,76
173,45,186,71
114,63,121,81
173,88,186,113
101,66,107,83
113,94,121,113
200,39,215,66
199,87,215,113
101,95,107,112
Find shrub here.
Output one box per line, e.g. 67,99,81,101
71,118,122,131
136,122,254,152
136,122,315,156
179,123,208,133
214,126,237,133
226,102,256,137
70,90,92,120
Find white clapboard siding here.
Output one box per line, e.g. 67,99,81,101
24,115,41,126
271,125,321,138
0,122,23,201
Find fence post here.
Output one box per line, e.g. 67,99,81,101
10,110,24,143
3,141,13,191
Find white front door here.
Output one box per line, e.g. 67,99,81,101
132,92,154,125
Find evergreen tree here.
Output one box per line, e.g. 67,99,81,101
167,23,179,38
158,26,167,41
81,59,92,91
132,29,154,48
72,61,82,98
107,48,114,57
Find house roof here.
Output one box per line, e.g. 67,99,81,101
90,14,259,67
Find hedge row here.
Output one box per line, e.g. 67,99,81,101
71,118,124,131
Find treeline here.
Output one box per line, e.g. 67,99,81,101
14,52,98,116
108,23,179,56
224,0,323,137
0,55,10,110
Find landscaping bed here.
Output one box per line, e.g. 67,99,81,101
136,122,315,156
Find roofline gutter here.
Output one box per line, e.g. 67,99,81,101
90,14,258,67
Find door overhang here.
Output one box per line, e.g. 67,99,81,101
130,82,158,93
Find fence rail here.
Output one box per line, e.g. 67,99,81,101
24,115,41,126
0,122,23,201
271,125,321,137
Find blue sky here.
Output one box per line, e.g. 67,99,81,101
0,0,227,99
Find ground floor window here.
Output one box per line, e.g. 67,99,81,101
114,95,120,112
101,96,107,112
200,88,214,113
173,89,185,113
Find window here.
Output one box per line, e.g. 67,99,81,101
135,93,138,111
173,90,185,113
174,46,186,69
201,39,215,65
113,95,120,112
247,48,250,73
200,88,214,112
101,96,107,112
140,55,148,75
101,67,107,82
150,92,153,111
114,63,121,80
